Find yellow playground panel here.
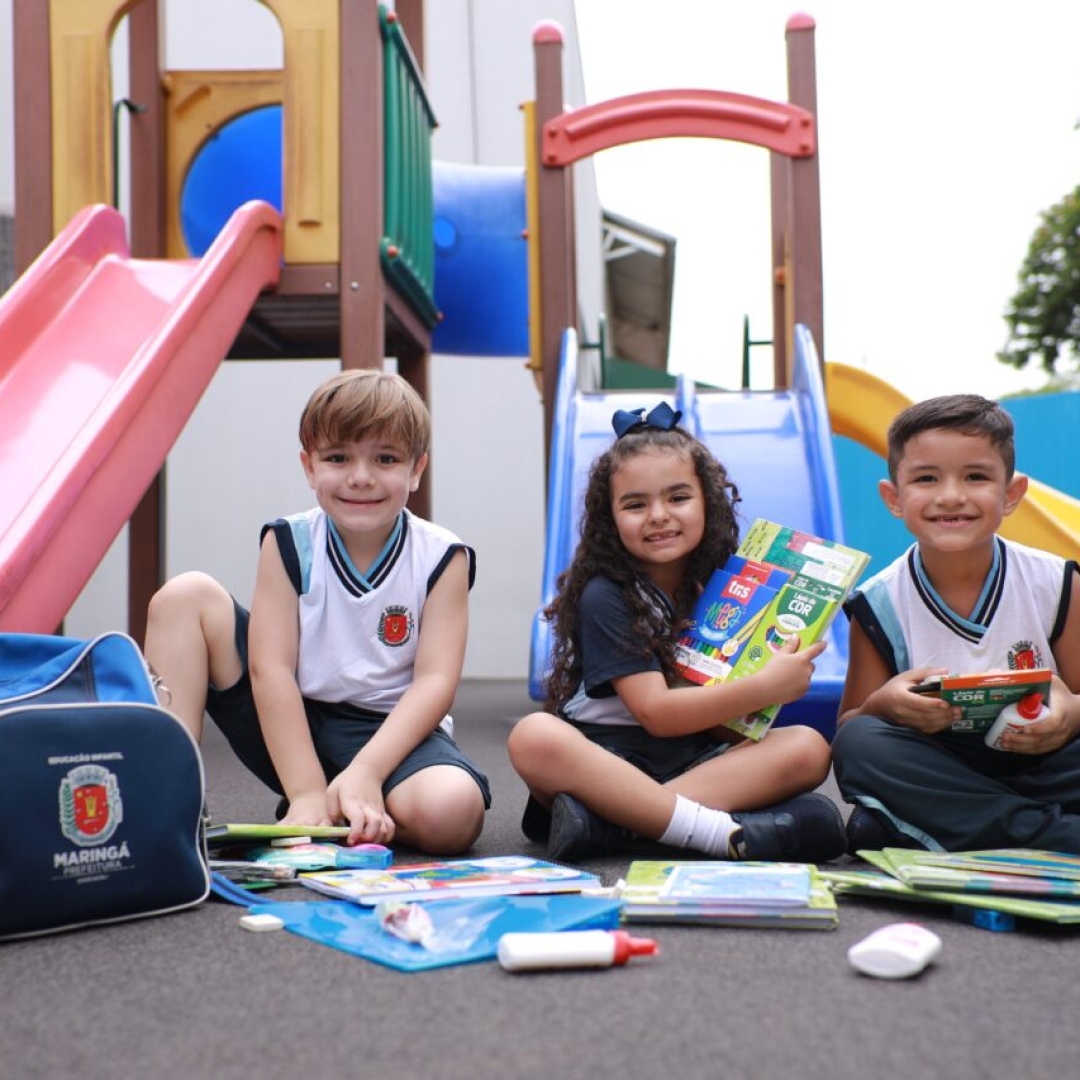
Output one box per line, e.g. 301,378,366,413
48,0,342,265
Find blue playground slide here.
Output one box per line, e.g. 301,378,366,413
529,324,852,736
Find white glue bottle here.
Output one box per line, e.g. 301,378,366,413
497,930,658,972
984,692,1049,750
847,922,942,979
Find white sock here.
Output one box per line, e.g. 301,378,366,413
658,794,738,858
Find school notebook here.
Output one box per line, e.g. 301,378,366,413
206,823,352,845
858,847,1080,899
298,855,600,905
904,849,1080,882
620,860,838,929
822,864,1080,927
724,520,869,739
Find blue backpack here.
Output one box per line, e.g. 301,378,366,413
0,632,210,939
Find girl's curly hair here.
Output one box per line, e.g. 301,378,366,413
543,425,741,712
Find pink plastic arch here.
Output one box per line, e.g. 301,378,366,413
542,88,815,166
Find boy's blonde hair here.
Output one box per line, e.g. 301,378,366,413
299,370,430,460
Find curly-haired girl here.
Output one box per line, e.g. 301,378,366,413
508,403,845,863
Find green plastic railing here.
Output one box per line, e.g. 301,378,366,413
380,5,438,328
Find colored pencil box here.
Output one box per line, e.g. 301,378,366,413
0,632,210,940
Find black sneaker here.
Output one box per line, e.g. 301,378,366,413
845,804,922,854
547,794,629,863
521,795,552,844
731,793,847,863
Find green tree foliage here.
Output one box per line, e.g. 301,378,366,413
999,185,1080,374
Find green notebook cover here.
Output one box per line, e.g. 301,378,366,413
206,823,352,844
866,847,1080,898
824,854,1080,925
896,848,1080,882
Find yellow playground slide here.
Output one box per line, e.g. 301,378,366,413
825,362,1080,564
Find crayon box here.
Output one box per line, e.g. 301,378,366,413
674,558,792,686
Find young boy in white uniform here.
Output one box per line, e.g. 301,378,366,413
145,371,488,854
833,394,1080,853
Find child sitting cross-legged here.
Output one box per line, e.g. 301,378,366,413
833,393,1080,854
508,403,847,864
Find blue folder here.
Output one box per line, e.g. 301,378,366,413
247,894,623,971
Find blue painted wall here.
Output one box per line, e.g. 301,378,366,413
1002,392,1080,499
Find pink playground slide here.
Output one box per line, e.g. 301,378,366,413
0,201,283,633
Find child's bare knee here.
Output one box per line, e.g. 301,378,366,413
786,725,832,784
149,571,223,619
406,798,484,855
390,770,485,855
507,712,558,767
420,803,484,855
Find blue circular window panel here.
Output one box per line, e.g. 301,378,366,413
181,105,283,256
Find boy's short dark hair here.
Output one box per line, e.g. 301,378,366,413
299,370,430,460
886,393,1015,482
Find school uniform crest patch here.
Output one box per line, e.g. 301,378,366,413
1008,640,1043,670
59,765,123,846
378,605,414,647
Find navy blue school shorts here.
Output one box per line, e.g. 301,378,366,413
566,718,732,783
204,600,491,808
518,717,732,842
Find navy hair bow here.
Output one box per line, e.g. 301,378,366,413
611,402,683,439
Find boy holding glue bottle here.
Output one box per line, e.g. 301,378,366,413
832,394,1080,853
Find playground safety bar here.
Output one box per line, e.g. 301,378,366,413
379,5,439,327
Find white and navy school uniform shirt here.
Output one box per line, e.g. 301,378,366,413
845,536,1076,680
263,508,475,731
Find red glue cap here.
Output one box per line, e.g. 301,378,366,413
610,930,660,965
1017,693,1045,720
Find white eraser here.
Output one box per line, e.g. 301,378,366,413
269,836,312,847
239,913,285,933
847,922,942,979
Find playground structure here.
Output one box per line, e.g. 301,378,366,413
7,0,448,638
525,17,847,725
4,0,537,642
4,5,1080,732
522,18,1080,729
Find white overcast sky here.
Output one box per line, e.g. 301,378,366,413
574,1,1080,400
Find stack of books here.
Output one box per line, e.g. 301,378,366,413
674,519,869,739
822,848,1080,926
619,860,839,930
206,822,387,883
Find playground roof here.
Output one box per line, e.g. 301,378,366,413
602,208,675,372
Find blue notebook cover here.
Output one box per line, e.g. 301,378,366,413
659,862,811,905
